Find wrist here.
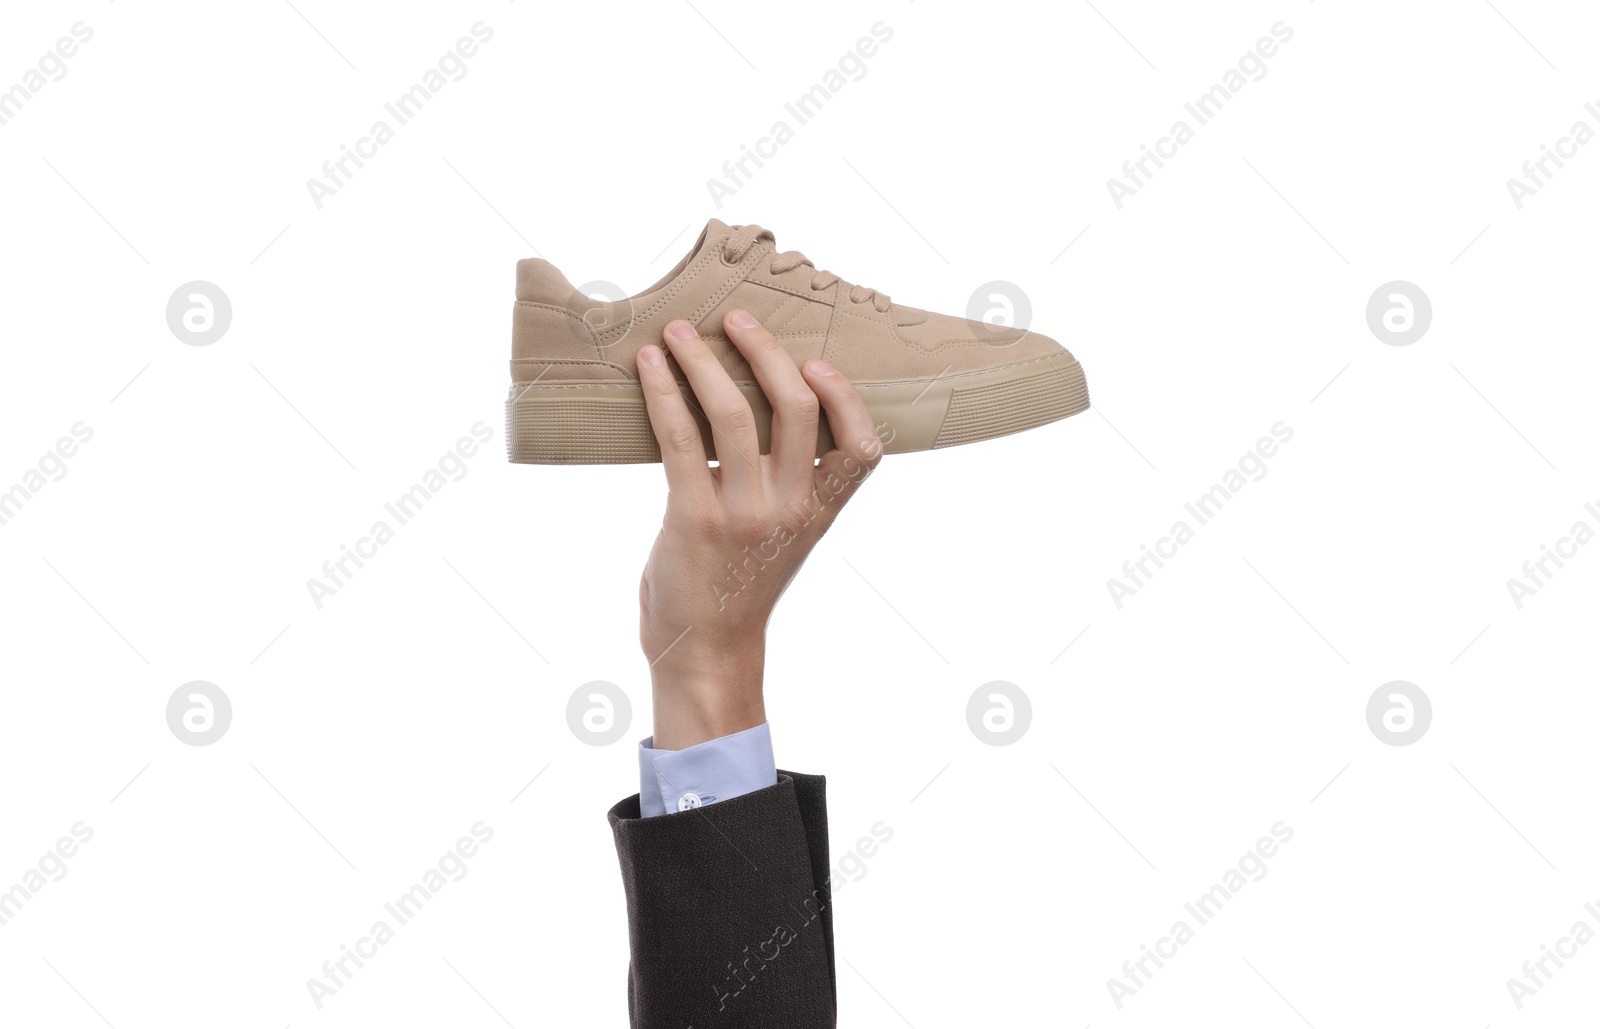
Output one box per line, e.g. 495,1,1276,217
649,642,765,750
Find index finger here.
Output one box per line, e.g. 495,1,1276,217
636,343,713,499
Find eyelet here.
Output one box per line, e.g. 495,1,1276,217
720,248,741,267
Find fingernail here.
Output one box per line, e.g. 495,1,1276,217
808,360,837,377
639,344,664,367
728,309,758,329
666,321,697,341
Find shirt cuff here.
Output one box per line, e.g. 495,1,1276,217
637,722,777,818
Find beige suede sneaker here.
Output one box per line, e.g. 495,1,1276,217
506,219,1089,464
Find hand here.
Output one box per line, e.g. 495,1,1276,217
635,309,883,750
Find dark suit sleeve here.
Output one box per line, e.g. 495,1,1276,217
608,770,836,1029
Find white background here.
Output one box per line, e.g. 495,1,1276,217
2,1,1598,1026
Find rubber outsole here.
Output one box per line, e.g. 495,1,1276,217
505,350,1089,465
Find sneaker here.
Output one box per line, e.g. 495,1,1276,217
505,219,1089,464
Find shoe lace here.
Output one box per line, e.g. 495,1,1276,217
723,224,891,313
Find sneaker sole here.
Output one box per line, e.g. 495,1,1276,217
505,350,1089,465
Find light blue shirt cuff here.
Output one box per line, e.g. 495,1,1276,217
637,722,777,817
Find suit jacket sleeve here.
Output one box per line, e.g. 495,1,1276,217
608,770,836,1029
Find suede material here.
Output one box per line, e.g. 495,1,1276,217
510,357,634,381
510,219,1076,386
516,258,577,303
891,303,930,326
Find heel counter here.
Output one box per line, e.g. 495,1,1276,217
510,302,632,383
513,301,596,358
